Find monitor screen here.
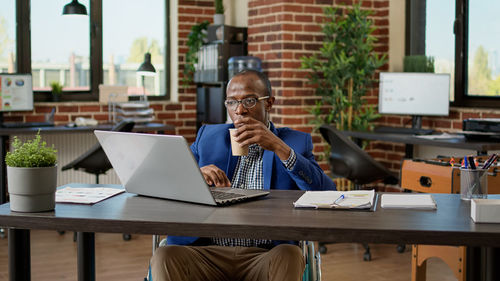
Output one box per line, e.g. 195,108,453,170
378,72,450,116
0,73,34,112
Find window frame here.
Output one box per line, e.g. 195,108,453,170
15,0,170,102
406,0,500,108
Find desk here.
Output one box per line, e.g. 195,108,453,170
1,188,500,281
342,130,500,157
0,123,174,204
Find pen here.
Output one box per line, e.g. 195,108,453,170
483,154,498,170
483,154,497,169
468,156,476,169
333,194,345,205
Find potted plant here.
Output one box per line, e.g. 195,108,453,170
6,132,58,212
183,20,210,85
50,81,63,102
404,55,435,72
213,0,225,25
301,3,387,132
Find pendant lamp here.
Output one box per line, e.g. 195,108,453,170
62,0,88,15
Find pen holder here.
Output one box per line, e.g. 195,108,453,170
460,168,488,200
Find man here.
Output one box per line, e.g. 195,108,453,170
151,70,335,281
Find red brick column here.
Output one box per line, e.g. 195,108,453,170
248,0,390,171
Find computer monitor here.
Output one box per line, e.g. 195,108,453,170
0,73,34,112
378,72,450,129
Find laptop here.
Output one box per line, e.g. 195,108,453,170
94,130,269,206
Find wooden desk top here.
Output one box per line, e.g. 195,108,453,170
0,122,174,135
1,188,499,247
343,130,500,152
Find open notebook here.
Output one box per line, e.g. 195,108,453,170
294,190,376,210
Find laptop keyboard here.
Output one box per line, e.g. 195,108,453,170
211,190,245,200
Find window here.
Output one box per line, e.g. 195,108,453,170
12,0,169,101
103,0,166,97
31,0,90,92
0,0,16,73
408,0,500,107
467,1,500,98
425,0,455,101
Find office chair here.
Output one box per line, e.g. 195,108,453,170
62,120,135,241
145,236,322,281
319,124,399,261
62,120,135,184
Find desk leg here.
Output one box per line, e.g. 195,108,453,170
467,247,500,281
1,135,9,204
77,232,95,281
8,228,30,281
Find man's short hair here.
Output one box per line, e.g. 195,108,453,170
229,69,272,97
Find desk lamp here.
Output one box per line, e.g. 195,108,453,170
137,53,156,102
62,0,88,15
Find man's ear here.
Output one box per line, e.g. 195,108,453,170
266,96,275,111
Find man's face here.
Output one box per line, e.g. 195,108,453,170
226,73,274,124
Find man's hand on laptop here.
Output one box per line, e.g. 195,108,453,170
200,165,231,187
233,117,291,161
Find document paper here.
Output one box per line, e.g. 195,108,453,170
56,186,125,204
381,194,437,210
293,190,375,209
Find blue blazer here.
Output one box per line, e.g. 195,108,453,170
168,122,336,245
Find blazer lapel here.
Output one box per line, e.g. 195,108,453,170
263,123,278,190
263,150,273,190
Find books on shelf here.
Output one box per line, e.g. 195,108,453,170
294,190,375,210
381,194,437,210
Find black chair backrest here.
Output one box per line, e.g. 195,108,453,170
111,120,135,132
319,124,397,185
61,121,135,174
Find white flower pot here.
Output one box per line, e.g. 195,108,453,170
7,165,57,212
213,14,225,25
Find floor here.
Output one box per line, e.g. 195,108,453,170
0,230,457,281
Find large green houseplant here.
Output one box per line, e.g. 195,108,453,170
6,132,58,212
301,4,387,132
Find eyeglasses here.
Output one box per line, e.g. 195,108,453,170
224,96,270,110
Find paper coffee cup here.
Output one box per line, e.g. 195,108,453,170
229,128,248,156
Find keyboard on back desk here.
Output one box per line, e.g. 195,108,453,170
374,126,434,135
1,122,54,128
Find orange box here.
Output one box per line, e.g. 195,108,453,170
401,157,500,195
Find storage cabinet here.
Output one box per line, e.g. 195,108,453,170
194,25,247,130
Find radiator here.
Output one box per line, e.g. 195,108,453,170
13,133,121,186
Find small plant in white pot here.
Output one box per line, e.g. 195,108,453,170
213,0,225,25
5,132,57,212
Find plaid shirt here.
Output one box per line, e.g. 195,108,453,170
211,141,297,248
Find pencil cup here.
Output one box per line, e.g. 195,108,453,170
460,168,488,200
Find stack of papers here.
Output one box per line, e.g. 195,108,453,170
381,194,437,210
294,190,375,209
56,186,125,204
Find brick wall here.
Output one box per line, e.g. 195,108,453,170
247,0,391,171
